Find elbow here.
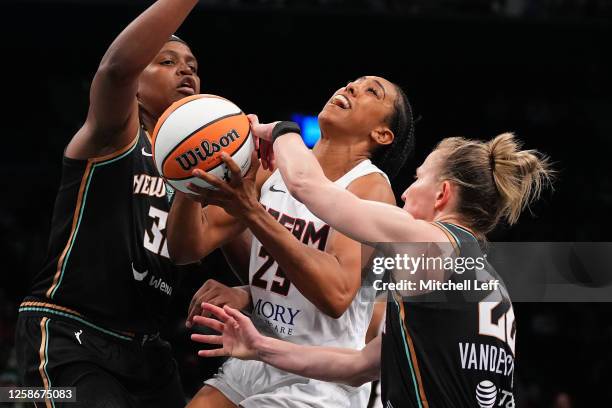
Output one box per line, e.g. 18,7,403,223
169,250,202,266
96,59,139,85
167,238,204,265
168,245,194,266
347,370,378,387
346,359,380,387
319,291,353,319
346,376,369,388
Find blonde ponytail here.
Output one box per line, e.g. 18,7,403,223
487,133,553,226
436,133,553,236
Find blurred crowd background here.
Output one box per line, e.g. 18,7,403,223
1,0,611,406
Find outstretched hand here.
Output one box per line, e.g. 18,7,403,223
191,303,263,361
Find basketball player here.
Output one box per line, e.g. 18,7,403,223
167,76,415,407
192,129,552,408
15,1,204,407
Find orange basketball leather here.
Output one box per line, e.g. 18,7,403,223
162,114,250,180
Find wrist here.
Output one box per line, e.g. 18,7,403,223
228,191,261,219
234,286,252,309
264,121,280,141
240,200,266,223
254,334,274,362
271,121,301,143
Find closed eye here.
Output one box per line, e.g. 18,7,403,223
367,87,379,97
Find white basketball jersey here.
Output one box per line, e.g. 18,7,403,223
249,159,389,350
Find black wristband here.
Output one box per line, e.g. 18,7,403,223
271,121,301,143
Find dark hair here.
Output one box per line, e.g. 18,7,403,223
168,34,188,46
370,83,415,179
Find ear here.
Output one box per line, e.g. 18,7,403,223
370,127,394,147
434,180,453,212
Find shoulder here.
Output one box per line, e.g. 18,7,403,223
347,172,395,205
66,117,140,160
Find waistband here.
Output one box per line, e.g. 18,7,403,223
19,298,160,345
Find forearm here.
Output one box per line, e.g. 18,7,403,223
99,0,198,77
168,192,249,264
167,193,208,264
243,206,349,317
273,133,327,202
273,134,418,243
255,336,376,387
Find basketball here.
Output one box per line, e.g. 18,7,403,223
152,94,253,193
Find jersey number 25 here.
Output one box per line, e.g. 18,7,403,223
251,246,291,296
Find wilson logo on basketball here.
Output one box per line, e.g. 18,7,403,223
158,106,251,181
175,129,241,171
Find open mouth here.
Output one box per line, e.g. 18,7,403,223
177,78,196,95
329,94,351,109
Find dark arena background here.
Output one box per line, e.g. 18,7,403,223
1,0,611,407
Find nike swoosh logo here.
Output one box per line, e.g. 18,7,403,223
132,263,149,281
269,184,286,194
142,147,153,157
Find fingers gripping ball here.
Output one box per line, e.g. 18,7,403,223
152,94,254,193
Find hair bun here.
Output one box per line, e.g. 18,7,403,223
487,133,553,225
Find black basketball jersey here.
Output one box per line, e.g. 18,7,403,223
381,222,516,408
26,128,186,333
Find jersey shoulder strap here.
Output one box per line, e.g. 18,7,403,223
431,221,479,250
259,160,389,196
334,159,390,189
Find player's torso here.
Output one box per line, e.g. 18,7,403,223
248,162,384,348
29,128,183,332
381,223,516,408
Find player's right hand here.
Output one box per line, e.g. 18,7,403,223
247,114,277,170
186,279,250,328
192,303,262,361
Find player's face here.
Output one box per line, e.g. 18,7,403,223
401,149,446,220
319,76,397,139
137,41,201,119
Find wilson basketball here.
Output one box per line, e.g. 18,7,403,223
152,94,253,192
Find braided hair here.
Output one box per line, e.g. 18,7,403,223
370,83,415,179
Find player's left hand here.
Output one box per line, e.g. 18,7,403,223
185,151,260,217
191,303,262,361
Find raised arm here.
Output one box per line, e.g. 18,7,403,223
193,303,381,387
272,132,436,244
66,0,199,159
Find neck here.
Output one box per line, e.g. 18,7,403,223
311,136,370,181
434,213,478,237
139,108,158,137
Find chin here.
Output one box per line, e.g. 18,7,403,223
404,205,423,219
318,109,352,137
173,92,189,102
318,108,333,125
